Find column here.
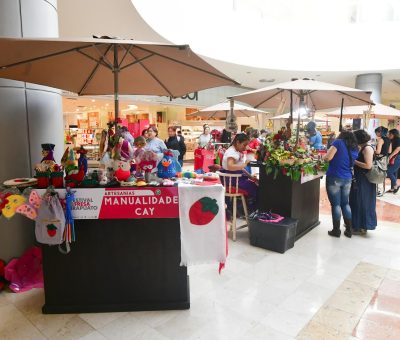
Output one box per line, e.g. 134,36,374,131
355,73,382,104
0,0,63,261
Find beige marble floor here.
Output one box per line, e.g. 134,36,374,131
1,214,400,339
298,262,400,340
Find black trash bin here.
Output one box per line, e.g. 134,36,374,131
249,217,298,254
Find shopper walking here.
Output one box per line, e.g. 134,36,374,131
324,131,359,238
165,126,186,167
374,126,390,196
145,126,167,155
387,128,400,193
350,130,377,235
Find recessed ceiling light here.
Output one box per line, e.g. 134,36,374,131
259,78,275,83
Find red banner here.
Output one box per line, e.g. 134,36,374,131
98,187,179,219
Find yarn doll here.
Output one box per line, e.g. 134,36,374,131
133,136,146,179
77,146,88,176
157,150,182,179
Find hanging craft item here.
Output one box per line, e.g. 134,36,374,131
2,194,26,219
15,190,42,220
35,190,66,245
0,192,12,217
64,188,76,244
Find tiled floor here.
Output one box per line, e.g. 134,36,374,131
1,173,400,340
1,212,400,339
299,262,400,339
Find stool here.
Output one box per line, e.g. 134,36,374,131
217,172,250,241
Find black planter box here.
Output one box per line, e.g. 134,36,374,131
249,217,298,254
254,164,320,240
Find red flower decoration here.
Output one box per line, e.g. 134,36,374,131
0,192,11,215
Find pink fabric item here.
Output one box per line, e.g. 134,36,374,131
4,246,44,293
258,213,284,223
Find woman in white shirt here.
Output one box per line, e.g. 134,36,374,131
198,124,212,148
222,133,258,211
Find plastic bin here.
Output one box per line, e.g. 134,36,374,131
249,217,298,254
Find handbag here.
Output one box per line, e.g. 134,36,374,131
366,151,387,184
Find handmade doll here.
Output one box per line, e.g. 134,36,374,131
133,136,146,178
139,150,158,182
77,146,88,175
157,150,182,179
41,143,56,164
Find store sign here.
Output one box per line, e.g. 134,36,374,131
37,188,179,220
169,92,198,101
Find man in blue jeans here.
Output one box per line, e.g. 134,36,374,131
324,131,359,238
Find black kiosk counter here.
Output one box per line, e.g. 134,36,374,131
256,167,322,240
38,187,190,314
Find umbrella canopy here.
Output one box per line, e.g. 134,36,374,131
270,112,329,122
0,37,238,119
188,101,267,119
323,103,400,120
231,78,373,141
231,79,373,110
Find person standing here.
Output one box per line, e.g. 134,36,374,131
165,126,186,167
374,126,390,196
306,121,324,150
387,128,400,193
324,131,359,238
259,129,268,144
246,129,261,173
144,126,167,155
198,124,212,148
350,130,377,235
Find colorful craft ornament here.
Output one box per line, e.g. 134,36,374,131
77,146,88,175
41,143,55,164
157,150,182,179
15,190,42,220
64,189,75,243
0,192,11,217
2,195,26,219
113,159,131,182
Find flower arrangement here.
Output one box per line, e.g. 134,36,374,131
259,138,328,181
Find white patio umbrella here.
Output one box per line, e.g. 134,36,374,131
270,112,329,123
0,36,238,120
188,101,268,119
231,78,373,141
323,103,400,119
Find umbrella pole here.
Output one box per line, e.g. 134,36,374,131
290,89,293,123
296,93,303,145
113,44,119,122
339,97,344,132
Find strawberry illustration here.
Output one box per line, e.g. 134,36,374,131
189,197,219,226
46,224,57,237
